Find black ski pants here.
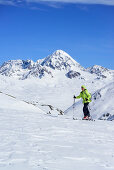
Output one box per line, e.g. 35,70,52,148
83,102,90,117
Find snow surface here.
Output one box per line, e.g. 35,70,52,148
0,93,114,170
0,50,114,170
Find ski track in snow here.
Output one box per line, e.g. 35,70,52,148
0,98,114,170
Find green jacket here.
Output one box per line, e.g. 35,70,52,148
76,86,91,104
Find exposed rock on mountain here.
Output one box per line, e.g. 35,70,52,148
24,65,53,79
66,70,81,79
87,65,114,78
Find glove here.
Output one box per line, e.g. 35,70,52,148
73,95,76,99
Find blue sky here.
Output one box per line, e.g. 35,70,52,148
0,0,114,69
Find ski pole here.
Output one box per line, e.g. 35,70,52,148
73,98,75,120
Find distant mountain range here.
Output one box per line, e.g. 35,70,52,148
0,50,114,80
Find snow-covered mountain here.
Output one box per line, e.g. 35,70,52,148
0,59,53,79
87,65,114,79
0,50,113,82
0,50,85,80
41,50,83,71
0,59,34,78
1,49,114,85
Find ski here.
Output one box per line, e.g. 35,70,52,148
73,117,95,121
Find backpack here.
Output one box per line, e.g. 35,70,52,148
84,90,92,102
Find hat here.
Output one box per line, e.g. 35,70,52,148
81,85,86,89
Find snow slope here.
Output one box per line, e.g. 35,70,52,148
65,82,114,120
0,93,114,170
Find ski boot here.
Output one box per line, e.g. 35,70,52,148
82,116,91,120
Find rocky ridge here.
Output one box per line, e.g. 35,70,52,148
0,50,113,80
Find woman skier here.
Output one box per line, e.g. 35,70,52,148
74,85,91,120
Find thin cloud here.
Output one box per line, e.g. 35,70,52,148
0,0,16,6
0,0,114,7
76,4,88,11
26,0,114,6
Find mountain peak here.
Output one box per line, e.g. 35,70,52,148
92,65,108,69
0,59,35,78
41,50,81,70
53,49,69,56
50,50,76,63
87,65,114,79
87,65,109,73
